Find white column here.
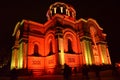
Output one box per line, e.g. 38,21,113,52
54,7,57,14
60,7,63,13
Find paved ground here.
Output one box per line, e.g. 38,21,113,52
0,70,119,80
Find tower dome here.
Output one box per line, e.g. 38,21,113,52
46,2,76,20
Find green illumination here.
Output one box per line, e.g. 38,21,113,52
18,43,23,69
86,41,92,65
101,44,106,64
84,40,92,65
11,50,15,70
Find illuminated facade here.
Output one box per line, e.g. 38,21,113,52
11,2,111,75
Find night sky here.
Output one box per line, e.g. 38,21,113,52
0,0,120,63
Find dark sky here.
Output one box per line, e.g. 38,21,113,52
0,0,120,63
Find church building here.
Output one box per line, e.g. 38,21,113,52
11,2,111,75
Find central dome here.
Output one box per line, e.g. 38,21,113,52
46,2,76,20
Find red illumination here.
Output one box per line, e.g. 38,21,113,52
11,2,111,76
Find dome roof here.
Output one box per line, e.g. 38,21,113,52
46,2,76,20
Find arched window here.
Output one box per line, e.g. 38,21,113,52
63,7,66,14
48,41,54,56
70,12,72,17
51,8,54,16
33,44,39,56
68,39,74,53
56,7,61,14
